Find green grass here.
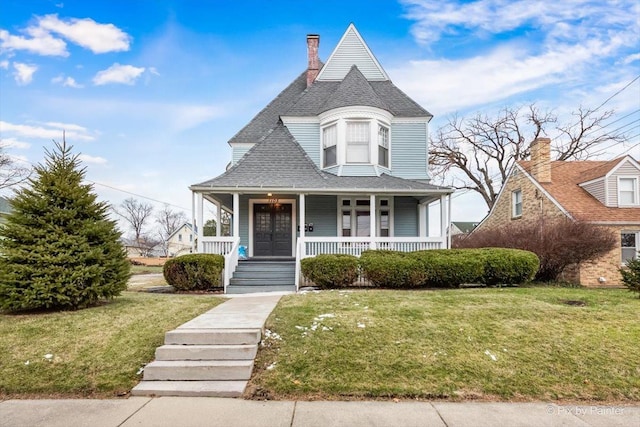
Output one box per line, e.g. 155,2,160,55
250,288,640,402
0,292,224,398
130,265,164,275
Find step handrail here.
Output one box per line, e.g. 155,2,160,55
223,238,241,293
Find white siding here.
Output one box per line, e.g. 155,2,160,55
582,179,606,204
286,123,321,167
608,161,640,206
316,26,387,81
390,123,429,180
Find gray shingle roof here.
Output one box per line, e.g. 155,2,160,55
319,66,388,113
228,71,308,145
193,122,449,193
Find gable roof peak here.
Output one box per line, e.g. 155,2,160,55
320,65,388,113
316,24,389,82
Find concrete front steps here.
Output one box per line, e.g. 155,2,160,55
131,295,282,398
227,259,296,294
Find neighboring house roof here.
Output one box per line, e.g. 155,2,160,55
452,222,478,233
192,122,448,193
518,157,640,223
167,223,193,241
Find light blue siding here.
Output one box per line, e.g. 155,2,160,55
390,123,429,180
317,26,387,81
301,195,337,237
286,123,320,167
232,145,253,165
340,164,378,176
239,195,250,248
394,196,418,237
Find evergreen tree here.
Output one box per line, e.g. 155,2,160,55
0,140,130,311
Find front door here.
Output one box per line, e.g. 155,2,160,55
253,203,292,257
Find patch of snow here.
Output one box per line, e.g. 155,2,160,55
484,350,497,361
316,313,335,319
357,322,366,328
266,362,277,371
44,354,53,360
136,367,144,375
24,360,29,365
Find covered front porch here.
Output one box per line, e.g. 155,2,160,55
189,189,453,293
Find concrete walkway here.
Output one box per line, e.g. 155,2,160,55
132,294,283,397
1,398,638,427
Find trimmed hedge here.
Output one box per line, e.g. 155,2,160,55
163,254,224,291
359,248,539,288
360,250,427,288
301,254,359,288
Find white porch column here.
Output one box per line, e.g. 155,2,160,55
369,194,376,250
299,193,306,238
191,192,196,253
419,202,428,237
447,194,452,249
196,192,204,253
440,194,447,248
215,200,221,237
232,193,240,239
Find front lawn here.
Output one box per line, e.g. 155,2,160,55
0,292,223,398
249,288,640,402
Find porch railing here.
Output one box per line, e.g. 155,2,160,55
200,236,240,293
296,236,446,287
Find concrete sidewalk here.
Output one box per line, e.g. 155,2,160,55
1,397,638,427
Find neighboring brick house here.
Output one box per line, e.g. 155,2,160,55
475,137,640,286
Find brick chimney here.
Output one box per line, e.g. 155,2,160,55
530,137,551,183
306,34,320,88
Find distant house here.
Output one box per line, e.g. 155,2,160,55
189,24,454,293
475,137,640,286
166,223,194,257
0,196,11,224
450,221,478,236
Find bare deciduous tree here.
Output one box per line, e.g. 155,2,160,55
430,104,628,209
0,145,31,189
113,198,155,254
156,205,187,256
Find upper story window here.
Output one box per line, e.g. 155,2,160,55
618,177,638,206
319,107,393,169
378,125,389,168
512,189,522,218
346,121,370,163
178,234,183,242
323,123,337,167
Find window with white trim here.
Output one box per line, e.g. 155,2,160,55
323,123,337,167
512,190,522,218
378,124,389,168
340,197,392,237
618,177,638,206
621,232,638,264
346,121,370,163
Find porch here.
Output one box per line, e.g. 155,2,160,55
189,191,452,294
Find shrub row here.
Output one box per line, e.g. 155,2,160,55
163,254,224,291
301,248,539,289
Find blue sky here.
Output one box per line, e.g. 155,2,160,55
1,0,639,230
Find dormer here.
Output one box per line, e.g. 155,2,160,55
578,156,640,207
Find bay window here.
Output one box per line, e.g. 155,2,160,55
323,123,337,167
378,124,389,168
346,121,370,163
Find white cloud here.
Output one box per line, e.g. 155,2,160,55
623,53,640,64
78,154,107,164
0,60,9,69
171,105,223,131
0,137,31,149
401,0,639,45
0,27,68,56
0,121,95,141
93,63,145,85
52,74,83,88
12,62,37,85
37,14,131,54
44,121,88,132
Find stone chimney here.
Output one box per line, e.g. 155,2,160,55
530,137,551,183
306,34,320,88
